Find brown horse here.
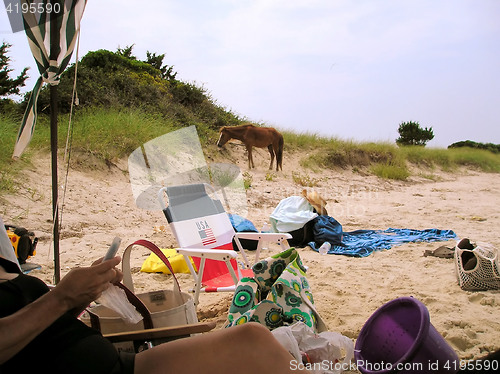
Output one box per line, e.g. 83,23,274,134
217,124,284,171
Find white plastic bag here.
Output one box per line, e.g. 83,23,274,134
270,196,318,233
272,322,354,374
96,284,143,324
271,325,302,362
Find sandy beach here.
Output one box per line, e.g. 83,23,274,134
2,145,499,369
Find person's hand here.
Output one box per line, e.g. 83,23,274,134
51,256,122,312
91,257,123,284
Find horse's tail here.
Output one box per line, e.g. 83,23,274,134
276,134,284,171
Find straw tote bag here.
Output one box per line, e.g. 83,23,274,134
81,240,197,334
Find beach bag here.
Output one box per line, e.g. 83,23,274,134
225,248,327,333
454,238,500,291
311,215,343,247
81,240,198,339
5,225,38,264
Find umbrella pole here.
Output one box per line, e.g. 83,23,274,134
50,2,60,284
50,84,60,284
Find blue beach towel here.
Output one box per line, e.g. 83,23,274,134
228,213,258,233
308,228,456,257
228,213,259,251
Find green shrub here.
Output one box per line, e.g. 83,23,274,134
400,147,452,169
0,114,33,193
399,146,500,172
265,172,276,181
292,172,319,187
371,162,410,180
396,121,434,146
448,140,500,153
306,141,398,169
242,172,252,189
449,148,500,172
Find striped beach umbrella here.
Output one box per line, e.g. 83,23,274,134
12,0,87,159
12,0,87,282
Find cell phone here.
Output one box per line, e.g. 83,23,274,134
104,237,121,260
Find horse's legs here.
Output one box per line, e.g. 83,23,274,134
272,143,282,171
247,145,254,169
267,145,275,170
277,146,283,171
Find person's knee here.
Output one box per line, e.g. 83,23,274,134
230,323,295,365
239,322,270,334
232,323,274,344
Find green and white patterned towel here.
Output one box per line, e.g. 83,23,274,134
225,248,327,332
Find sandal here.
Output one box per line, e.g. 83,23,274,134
424,246,455,259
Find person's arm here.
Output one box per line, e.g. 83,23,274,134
0,256,121,364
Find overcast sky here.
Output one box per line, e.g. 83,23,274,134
2,0,499,147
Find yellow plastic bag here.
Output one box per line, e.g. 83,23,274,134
141,248,196,274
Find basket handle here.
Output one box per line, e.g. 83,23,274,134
86,282,154,331
121,239,183,300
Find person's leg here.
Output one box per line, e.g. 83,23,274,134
134,323,309,374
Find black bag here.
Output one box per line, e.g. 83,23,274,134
5,225,38,264
287,219,315,248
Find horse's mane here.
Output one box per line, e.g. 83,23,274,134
221,123,255,131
